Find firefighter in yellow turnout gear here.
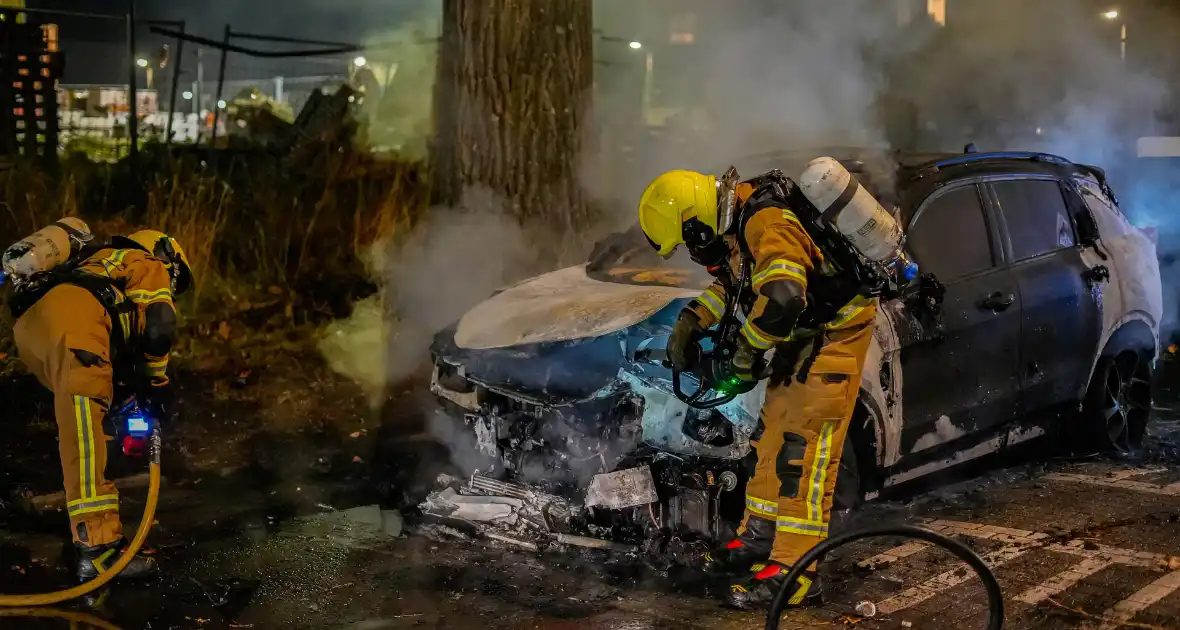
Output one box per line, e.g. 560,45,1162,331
639,168,877,611
11,230,192,581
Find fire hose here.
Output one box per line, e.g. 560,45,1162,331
766,525,1005,630
0,421,162,607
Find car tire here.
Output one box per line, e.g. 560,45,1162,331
830,430,864,536
833,431,862,513
1082,351,1154,455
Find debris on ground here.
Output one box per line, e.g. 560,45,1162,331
416,473,660,554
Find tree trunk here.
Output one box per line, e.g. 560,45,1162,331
431,0,594,232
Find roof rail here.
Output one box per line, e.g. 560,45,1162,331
932,151,1073,169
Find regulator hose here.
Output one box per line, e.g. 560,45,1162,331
0,426,162,607
766,525,1005,630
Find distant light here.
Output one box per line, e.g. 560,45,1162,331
628,41,642,50
250,93,257,100
135,57,148,68
353,55,367,67
1035,127,1044,135
217,100,226,109
182,90,193,100
1101,9,1119,20
348,95,356,103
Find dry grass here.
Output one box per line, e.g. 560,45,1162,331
0,148,430,330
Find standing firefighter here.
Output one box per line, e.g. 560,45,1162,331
638,161,913,610
8,227,191,580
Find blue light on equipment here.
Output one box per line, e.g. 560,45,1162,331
902,261,920,282
127,415,150,434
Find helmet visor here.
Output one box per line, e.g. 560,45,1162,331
644,232,679,259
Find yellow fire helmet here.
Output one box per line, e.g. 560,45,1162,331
637,167,740,257
123,229,194,295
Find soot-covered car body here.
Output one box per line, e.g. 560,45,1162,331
426,150,1163,550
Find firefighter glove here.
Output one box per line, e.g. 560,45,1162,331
668,309,705,372
730,336,760,383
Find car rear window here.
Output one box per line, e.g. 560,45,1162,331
907,184,995,282
991,179,1076,261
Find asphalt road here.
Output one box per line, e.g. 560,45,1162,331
3,372,1180,629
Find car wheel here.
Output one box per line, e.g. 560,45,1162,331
1084,351,1153,454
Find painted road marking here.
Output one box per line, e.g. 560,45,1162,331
1097,570,1180,630
856,541,931,570
858,519,1178,617
875,543,1030,615
1014,557,1113,605
1108,467,1169,481
1044,471,1180,496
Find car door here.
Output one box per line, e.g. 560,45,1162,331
986,176,1103,417
896,182,1023,463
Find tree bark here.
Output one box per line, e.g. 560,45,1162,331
431,0,594,232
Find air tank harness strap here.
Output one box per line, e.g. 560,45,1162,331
8,270,138,365
50,219,90,244
67,274,139,361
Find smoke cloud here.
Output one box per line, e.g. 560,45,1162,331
319,186,545,404
320,0,1180,395
588,0,1175,223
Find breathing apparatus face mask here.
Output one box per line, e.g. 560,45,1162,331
684,167,740,274
154,237,182,294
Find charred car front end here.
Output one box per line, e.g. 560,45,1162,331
427,260,760,549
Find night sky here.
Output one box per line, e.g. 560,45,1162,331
29,0,433,85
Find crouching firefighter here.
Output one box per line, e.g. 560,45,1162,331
5,224,192,581
637,160,916,611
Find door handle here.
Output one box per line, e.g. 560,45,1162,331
1083,264,1110,287
980,291,1015,311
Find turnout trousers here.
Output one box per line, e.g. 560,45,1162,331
740,312,875,567
14,284,124,547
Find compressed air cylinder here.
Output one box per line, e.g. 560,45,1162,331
1,217,93,282
798,157,918,281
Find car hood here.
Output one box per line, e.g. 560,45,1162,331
455,265,702,350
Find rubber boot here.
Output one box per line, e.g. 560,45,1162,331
76,539,158,581
701,516,775,576
725,562,823,611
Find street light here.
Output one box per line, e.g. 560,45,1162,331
628,41,642,50
182,90,193,100
1100,8,1126,62
135,57,148,68
217,100,227,109
353,55,367,67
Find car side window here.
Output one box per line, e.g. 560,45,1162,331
991,179,1076,261
907,185,995,282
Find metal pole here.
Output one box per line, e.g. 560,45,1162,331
1121,23,1127,63
209,24,230,147
126,0,139,163
195,47,204,141
165,20,184,151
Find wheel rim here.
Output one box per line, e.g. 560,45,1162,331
1102,353,1152,453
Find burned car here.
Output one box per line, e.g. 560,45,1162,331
426,150,1163,553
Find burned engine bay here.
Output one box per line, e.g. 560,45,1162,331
423,299,761,557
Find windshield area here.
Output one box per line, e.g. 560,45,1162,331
585,223,713,290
